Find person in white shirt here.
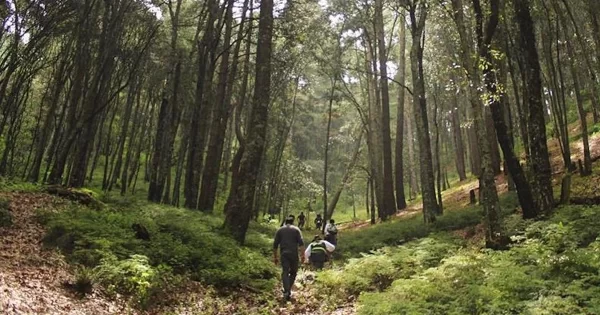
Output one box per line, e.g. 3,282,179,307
304,235,335,269
324,219,338,245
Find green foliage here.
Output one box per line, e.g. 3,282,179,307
317,234,463,299
0,197,12,227
355,204,600,315
338,193,519,259
0,179,41,193
73,266,95,295
41,203,277,296
94,254,177,307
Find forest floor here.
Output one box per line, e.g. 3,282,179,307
1,131,600,314
0,193,135,314
0,190,355,315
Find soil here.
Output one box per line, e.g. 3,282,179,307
0,192,135,315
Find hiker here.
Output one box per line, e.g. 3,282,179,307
304,235,335,270
324,219,338,245
314,214,323,230
273,215,305,301
281,214,295,227
298,212,306,229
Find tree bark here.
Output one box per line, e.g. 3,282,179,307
198,0,247,212
451,92,467,181
224,0,274,244
323,79,336,230
184,0,219,209
558,9,592,175
407,1,439,223
375,0,397,218
513,0,555,214
394,11,408,210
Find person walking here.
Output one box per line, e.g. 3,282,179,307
324,219,338,245
304,235,335,270
273,215,305,301
298,212,306,229
314,214,323,230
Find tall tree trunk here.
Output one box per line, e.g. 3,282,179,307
184,0,218,209
394,11,408,210
407,2,439,223
326,131,363,218
70,0,125,188
28,40,73,182
224,0,274,244
364,33,384,218
108,76,139,191
432,87,443,214
484,39,537,219
375,0,396,218
513,0,554,215
323,79,336,230
538,3,572,171
558,10,592,175
405,98,418,199
451,92,467,181
450,0,502,245
198,0,249,211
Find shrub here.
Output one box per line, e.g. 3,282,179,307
73,266,95,295
355,204,600,315
94,254,178,308
41,203,277,294
317,234,463,300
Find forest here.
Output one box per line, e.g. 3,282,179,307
1,0,600,313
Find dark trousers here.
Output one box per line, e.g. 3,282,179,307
311,260,325,270
280,251,299,294
325,234,337,245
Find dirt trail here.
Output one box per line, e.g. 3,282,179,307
0,192,134,315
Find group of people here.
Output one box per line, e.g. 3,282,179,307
272,214,339,301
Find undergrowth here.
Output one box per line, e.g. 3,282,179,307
38,201,277,308
317,204,600,314
336,192,519,259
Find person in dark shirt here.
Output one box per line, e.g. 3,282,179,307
314,214,323,230
297,212,306,229
273,215,305,301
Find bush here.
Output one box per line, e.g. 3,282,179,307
41,203,277,298
94,254,177,307
355,204,600,315
73,266,95,295
317,234,463,300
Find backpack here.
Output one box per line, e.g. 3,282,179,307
310,242,328,263
327,224,338,235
